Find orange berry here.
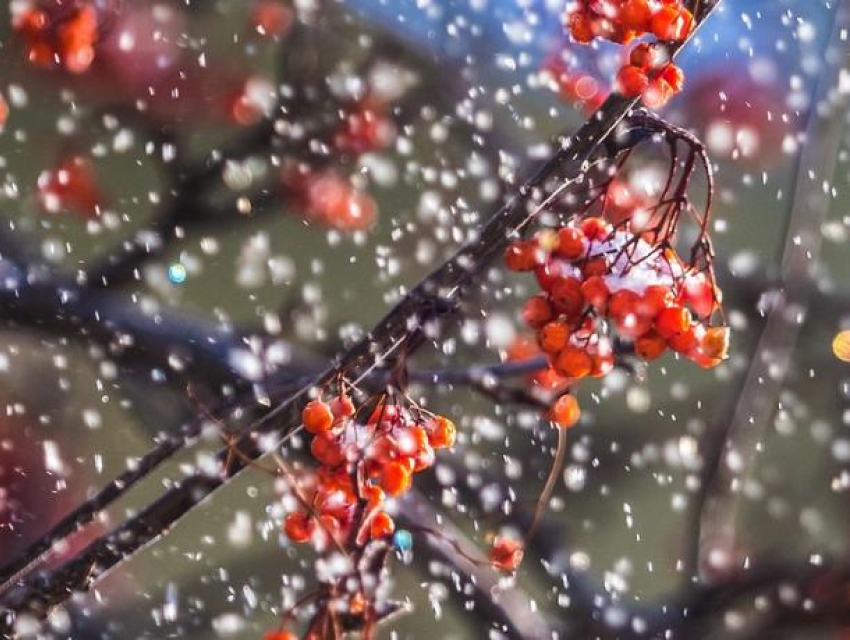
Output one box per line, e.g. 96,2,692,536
381,461,412,496
396,425,429,456
668,327,699,353
264,630,296,640
690,351,723,369
581,276,610,313
428,416,456,449
303,399,334,434
639,285,674,318
550,277,584,316
554,346,592,379
629,42,655,70
655,305,691,339
680,272,717,318
621,0,652,32
660,64,685,93
580,217,613,241
701,326,730,360
550,394,580,429
616,65,649,98
642,76,675,109
554,227,586,260
522,295,554,329
310,433,345,467
370,512,396,539
651,6,693,41
283,512,313,543
362,484,385,506
608,289,640,320
329,394,356,419
489,536,524,573
589,352,615,377
505,240,540,271
568,13,594,43
538,321,571,354
635,331,667,361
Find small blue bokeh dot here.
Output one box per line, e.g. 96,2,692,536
392,529,413,553
167,263,187,284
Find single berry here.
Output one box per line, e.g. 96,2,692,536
283,512,313,543
550,394,581,429
370,512,396,539
554,346,593,379
489,536,524,573
303,399,334,434
522,295,554,329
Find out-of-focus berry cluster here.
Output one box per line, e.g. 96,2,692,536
13,1,99,74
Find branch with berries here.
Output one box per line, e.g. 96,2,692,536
0,1,749,638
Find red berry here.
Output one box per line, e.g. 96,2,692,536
489,536,524,572
581,276,610,314
303,400,334,434
550,394,581,429
283,512,313,543
505,240,540,271
655,305,691,339
522,295,554,329
329,395,356,419
370,512,395,539
616,66,649,98
620,0,652,31
554,346,592,379
538,321,571,354
550,277,584,316
554,227,586,259
381,461,412,496
635,330,667,361
310,433,345,467
427,416,456,449
580,217,613,241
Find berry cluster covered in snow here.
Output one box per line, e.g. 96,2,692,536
506,216,729,420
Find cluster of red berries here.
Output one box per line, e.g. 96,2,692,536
37,155,103,216
506,216,729,398
281,167,378,232
565,0,694,107
283,392,456,551
334,101,397,155
14,1,99,74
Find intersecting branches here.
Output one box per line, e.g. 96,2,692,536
0,0,727,636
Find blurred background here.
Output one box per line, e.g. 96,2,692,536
0,0,847,638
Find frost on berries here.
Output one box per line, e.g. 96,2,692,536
273,381,456,636
506,205,729,426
